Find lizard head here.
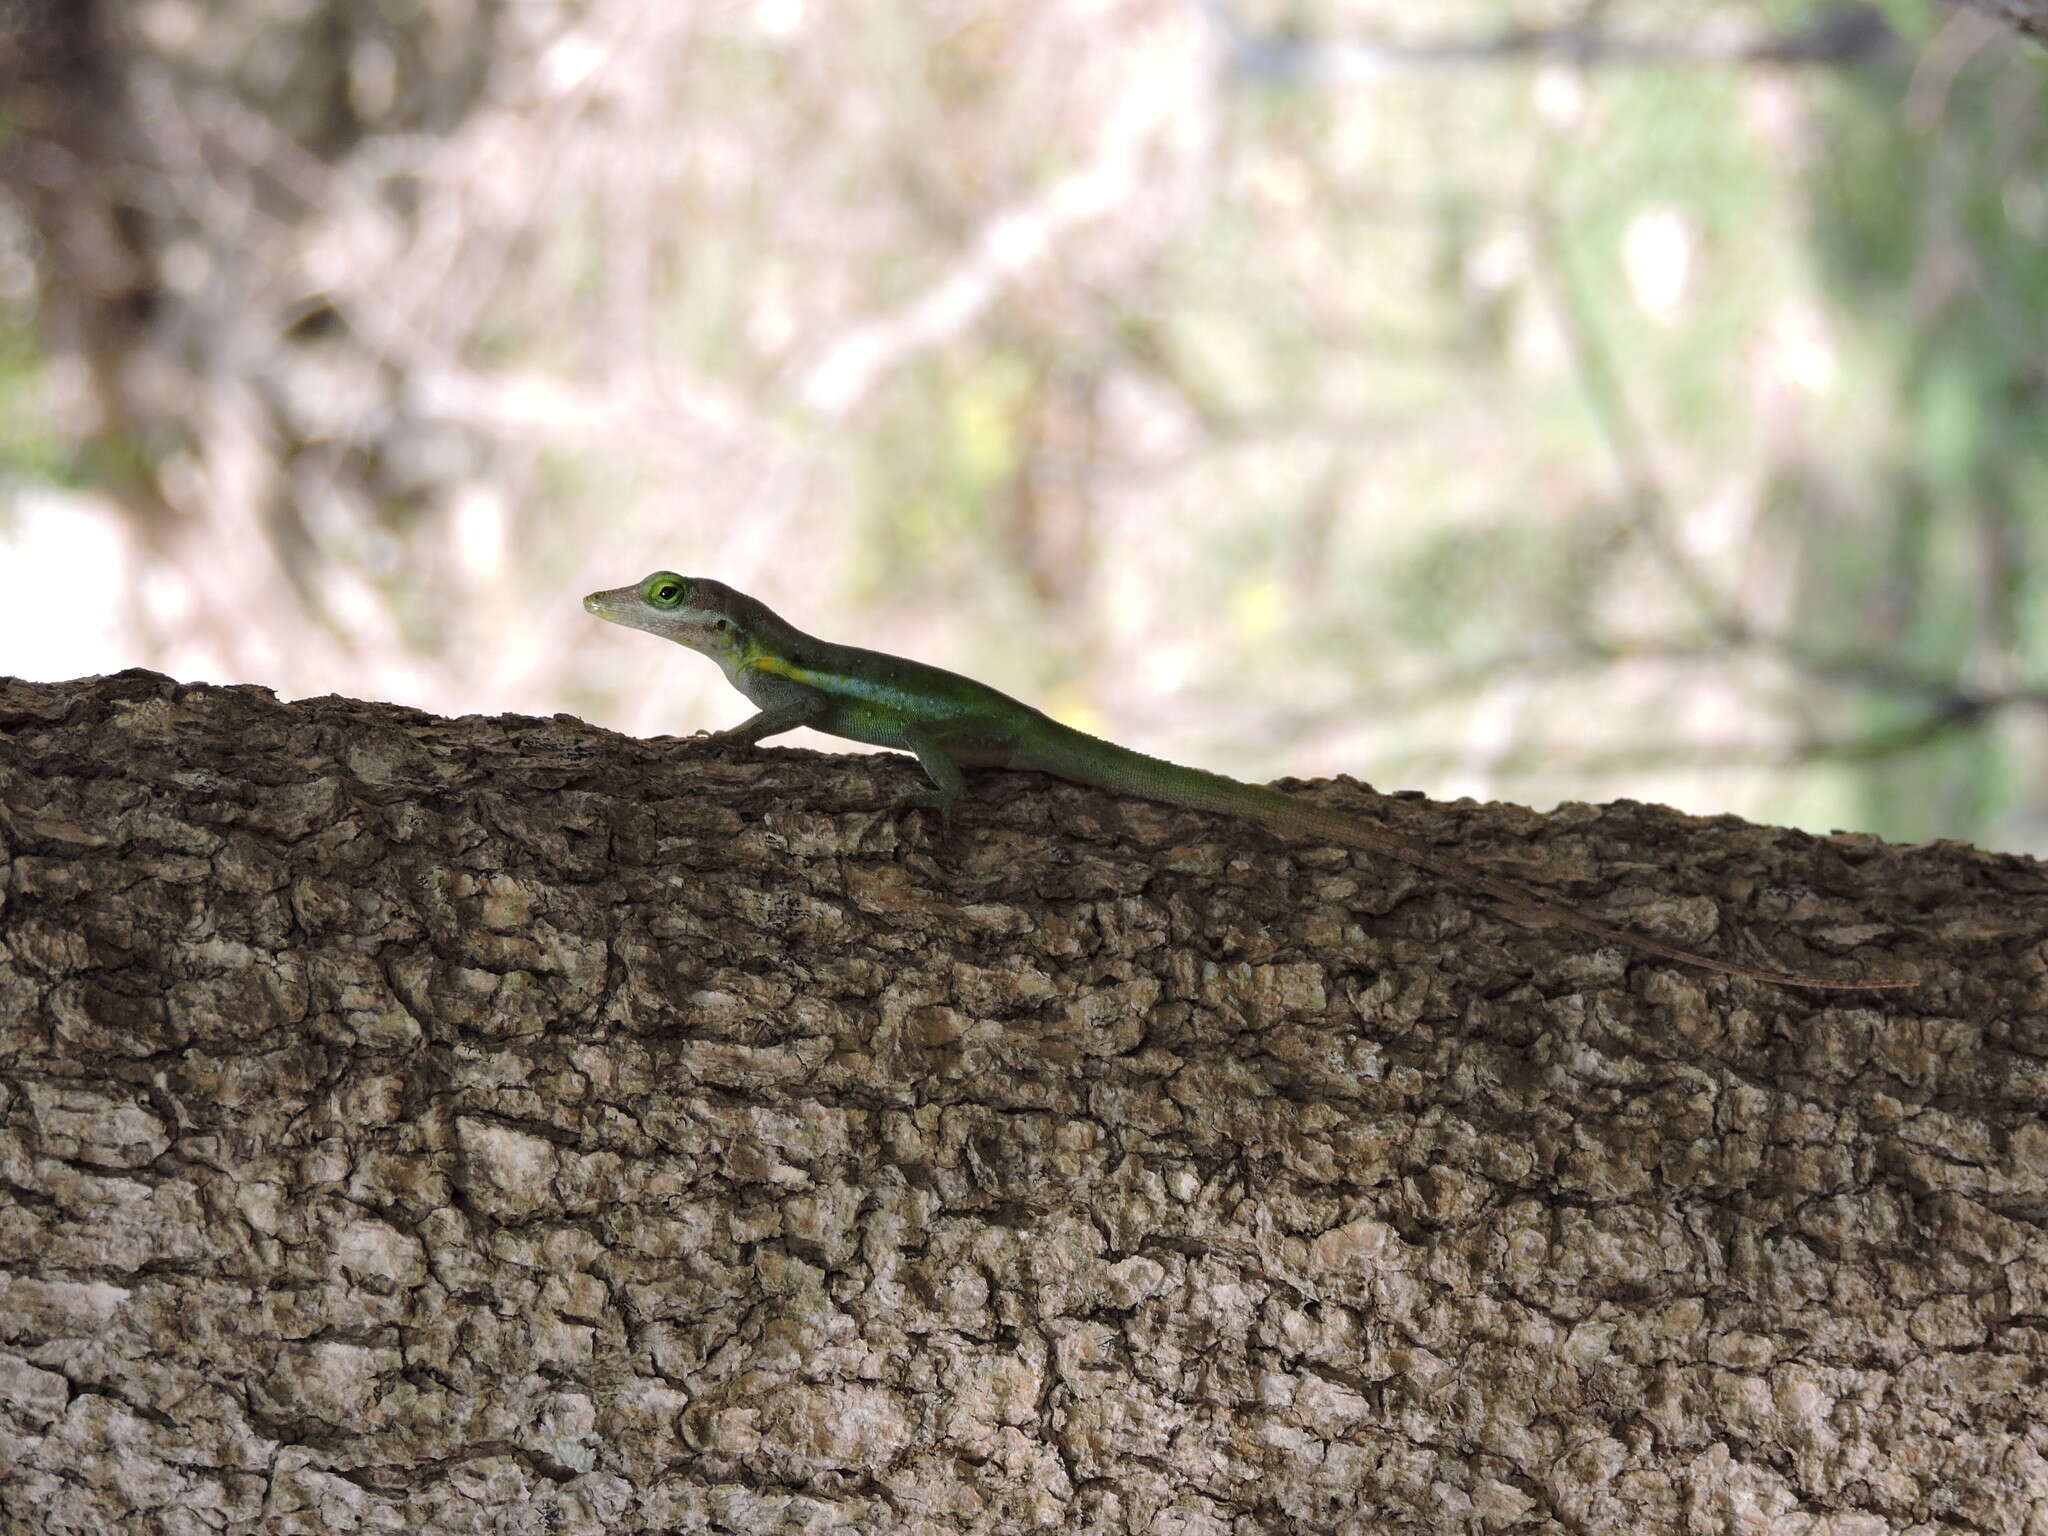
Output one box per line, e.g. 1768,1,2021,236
584,571,767,666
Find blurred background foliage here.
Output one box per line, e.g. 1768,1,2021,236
1,0,2045,849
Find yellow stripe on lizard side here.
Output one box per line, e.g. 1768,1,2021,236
748,655,819,685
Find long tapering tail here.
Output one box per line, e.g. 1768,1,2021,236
1010,720,1915,990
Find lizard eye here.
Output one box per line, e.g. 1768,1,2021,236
642,572,687,609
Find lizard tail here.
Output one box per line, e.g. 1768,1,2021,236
1011,721,1917,991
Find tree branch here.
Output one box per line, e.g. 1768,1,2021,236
1189,0,1903,82
3,672,2042,1531
1956,0,2048,44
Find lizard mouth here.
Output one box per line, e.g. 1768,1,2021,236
585,589,725,650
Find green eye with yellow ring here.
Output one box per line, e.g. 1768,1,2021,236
642,572,687,609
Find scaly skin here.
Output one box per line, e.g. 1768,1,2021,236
585,571,1917,991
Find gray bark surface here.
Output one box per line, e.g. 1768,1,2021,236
1,670,2044,1535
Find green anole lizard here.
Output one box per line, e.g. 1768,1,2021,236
585,571,1916,991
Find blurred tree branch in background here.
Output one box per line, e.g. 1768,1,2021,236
1963,0,2048,42
0,0,161,512
1199,0,1904,78
1,0,2045,849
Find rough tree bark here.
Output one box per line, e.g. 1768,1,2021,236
1,670,2044,1535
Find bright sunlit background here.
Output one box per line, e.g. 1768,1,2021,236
3,0,2046,850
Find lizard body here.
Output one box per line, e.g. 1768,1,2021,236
585,571,1915,991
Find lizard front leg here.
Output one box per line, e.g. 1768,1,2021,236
703,693,829,745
